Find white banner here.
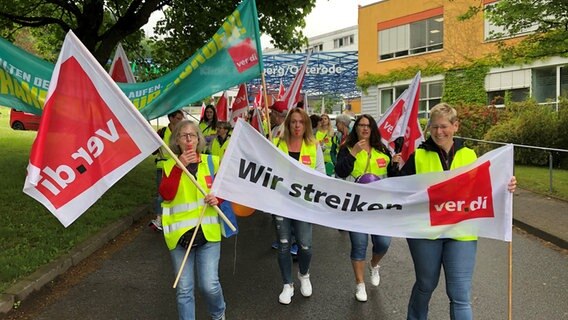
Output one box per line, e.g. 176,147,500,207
212,120,514,241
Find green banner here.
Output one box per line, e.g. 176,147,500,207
0,0,263,120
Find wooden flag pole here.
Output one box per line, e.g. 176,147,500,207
508,241,513,320
161,141,236,231
261,72,273,140
173,204,208,288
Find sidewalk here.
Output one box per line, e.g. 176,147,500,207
1,188,567,315
512,188,567,249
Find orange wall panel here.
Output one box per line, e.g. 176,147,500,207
358,0,525,79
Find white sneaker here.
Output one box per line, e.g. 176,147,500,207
278,284,294,304
369,262,380,286
298,272,312,297
355,283,367,302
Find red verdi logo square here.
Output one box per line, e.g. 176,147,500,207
227,38,259,73
428,161,494,226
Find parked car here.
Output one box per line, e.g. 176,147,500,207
10,109,41,131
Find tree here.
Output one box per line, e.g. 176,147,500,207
0,0,316,67
151,0,316,70
458,0,568,61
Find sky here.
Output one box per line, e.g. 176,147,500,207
261,0,379,48
143,0,380,48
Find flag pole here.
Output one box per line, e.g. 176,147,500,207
173,204,208,288
508,241,513,320
161,141,236,231
261,72,272,140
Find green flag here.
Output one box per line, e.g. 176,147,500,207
0,0,263,120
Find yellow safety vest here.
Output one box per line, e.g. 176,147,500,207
210,137,230,161
415,147,478,241
161,154,221,250
156,126,173,169
273,138,317,169
350,148,390,179
199,122,217,137
315,130,334,163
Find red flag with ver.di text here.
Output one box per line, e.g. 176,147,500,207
376,71,424,168
230,83,248,126
23,31,162,227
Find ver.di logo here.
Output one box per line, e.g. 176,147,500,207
428,161,494,226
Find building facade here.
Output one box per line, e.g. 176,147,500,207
358,0,568,119
265,25,358,55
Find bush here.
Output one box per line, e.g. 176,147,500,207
454,104,505,140
484,101,560,166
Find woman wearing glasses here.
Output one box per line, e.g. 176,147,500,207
159,120,226,320
335,114,395,302
393,103,516,320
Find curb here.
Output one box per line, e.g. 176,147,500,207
513,218,568,250
0,204,151,314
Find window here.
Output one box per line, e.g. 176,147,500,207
419,82,443,118
533,67,557,103
379,15,443,61
532,66,568,110
379,86,408,115
333,35,355,49
487,88,530,106
307,43,323,52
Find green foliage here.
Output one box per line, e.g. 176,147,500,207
357,62,445,92
483,101,561,166
455,104,504,140
458,0,568,64
151,0,316,71
0,0,316,67
442,65,489,106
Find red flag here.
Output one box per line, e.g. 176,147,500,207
277,79,285,100
250,107,265,136
215,91,229,121
200,101,206,120
281,51,311,110
230,84,249,126
377,71,424,168
108,43,136,83
23,31,162,227
253,85,263,108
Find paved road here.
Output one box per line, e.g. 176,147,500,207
6,212,566,320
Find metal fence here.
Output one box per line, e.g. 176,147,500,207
458,136,568,193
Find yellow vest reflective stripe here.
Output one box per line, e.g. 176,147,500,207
162,199,204,215
350,148,390,178
415,147,478,241
273,138,317,169
315,130,333,163
161,154,221,250
156,126,173,169
162,216,220,235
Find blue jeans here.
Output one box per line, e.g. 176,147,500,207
154,169,163,215
170,241,226,320
406,238,477,320
273,216,312,284
349,232,391,260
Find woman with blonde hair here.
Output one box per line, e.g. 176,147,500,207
394,103,517,320
272,107,325,305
